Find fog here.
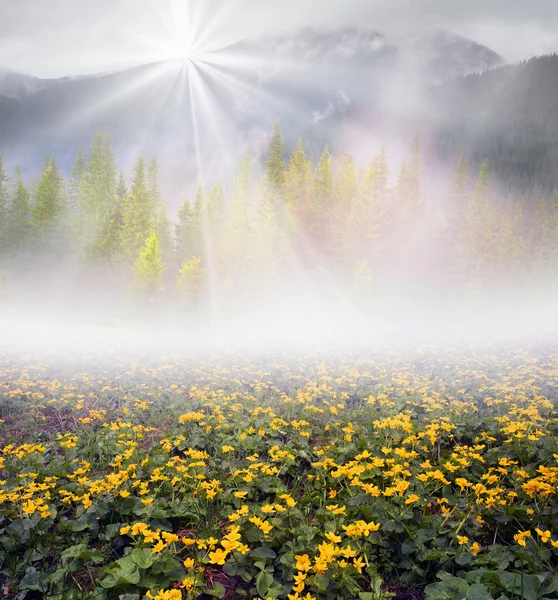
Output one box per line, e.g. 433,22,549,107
1,4,558,363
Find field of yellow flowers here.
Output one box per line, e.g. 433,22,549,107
0,344,557,600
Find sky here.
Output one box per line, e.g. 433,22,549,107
1,0,558,78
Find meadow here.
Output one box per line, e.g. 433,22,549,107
0,343,557,600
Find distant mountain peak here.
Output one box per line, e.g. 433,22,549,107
0,67,44,100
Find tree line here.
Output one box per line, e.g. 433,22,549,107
0,123,557,310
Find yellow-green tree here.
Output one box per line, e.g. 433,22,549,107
133,230,164,295
176,256,206,308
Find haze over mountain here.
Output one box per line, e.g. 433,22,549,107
0,27,503,181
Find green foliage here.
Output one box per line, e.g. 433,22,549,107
121,156,156,264
285,139,313,211
74,133,120,262
5,166,32,259
0,150,9,255
2,123,558,303
133,230,164,295
176,256,206,304
1,348,558,598
33,155,67,252
266,120,286,202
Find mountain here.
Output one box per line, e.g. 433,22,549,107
0,66,45,100
430,53,558,192
0,27,503,177
298,53,558,193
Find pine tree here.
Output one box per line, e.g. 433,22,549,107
6,166,31,258
75,134,118,261
175,198,197,264
33,156,66,251
448,155,469,222
454,159,496,291
120,156,155,263
147,157,162,206
284,139,312,212
116,170,128,205
206,184,225,227
133,230,164,295
68,148,85,209
309,145,334,255
0,151,10,255
266,121,286,203
312,145,333,206
176,256,206,307
395,136,423,223
223,151,255,283
154,202,173,264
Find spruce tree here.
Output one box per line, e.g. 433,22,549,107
120,156,155,263
75,134,118,262
154,202,173,264
310,145,334,254
284,139,312,212
448,155,469,222
68,148,85,209
312,145,334,206
0,151,9,255
33,156,66,251
116,170,128,205
224,152,254,273
266,121,286,203
176,256,206,307
175,198,196,264
6,166,31,258
133,230,164,294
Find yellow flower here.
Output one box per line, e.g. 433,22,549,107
162,532,179,544
234,491,248,499
513,530,531,547
144,530,161,544
405,494,420,504
183,558,195,569
280,494,297,508
535,528,551,543
457,535,469,545
353,556,365,573
470,542,481,556
295,554,312,572
208,548,229,565
152,540,166,553
222,445,234,453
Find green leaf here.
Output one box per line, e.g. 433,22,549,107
256,571,274,598
100,557,141,588
456,553,473,566
204,582,226,599
131,547,154,569
266,582,285,598
425,576,469,600
20,567,47,592
61,543,90,561
466,584,493,600
250,547,276,560
245,526,263,543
